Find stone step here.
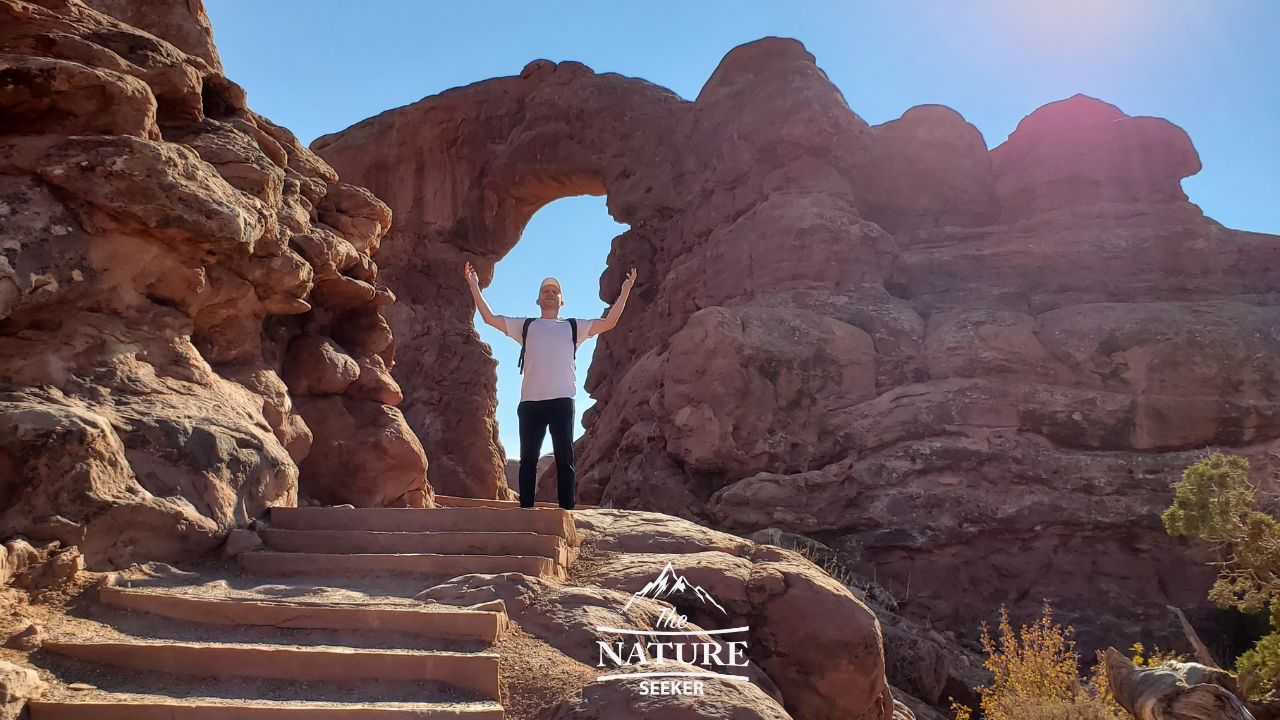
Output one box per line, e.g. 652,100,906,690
240,551,561,580
99,585,505,641
269,507,577,546
260,528,567,567
29,697,504,719
43,641,500,698
433,494,599,510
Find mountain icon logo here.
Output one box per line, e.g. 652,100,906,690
622,561,728,614
596,560,751,690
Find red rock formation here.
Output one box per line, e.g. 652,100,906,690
0,0,429,569
314,35,1280,659
313,51,690,500
421,508,898,720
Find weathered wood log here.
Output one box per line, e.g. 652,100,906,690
1160,605,1280,719
1105,647,1255,720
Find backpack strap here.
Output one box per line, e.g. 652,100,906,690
517,317,535,374
518,318,580,375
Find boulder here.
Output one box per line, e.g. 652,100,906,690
220,528,263,558
0,659,44,714
4,622,43,652
295,396,428,507
571,510,894,720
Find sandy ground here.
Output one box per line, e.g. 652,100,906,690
496,624,598,719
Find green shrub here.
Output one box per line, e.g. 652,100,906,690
1163,452,1280,699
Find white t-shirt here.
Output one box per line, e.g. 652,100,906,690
498,316,597,402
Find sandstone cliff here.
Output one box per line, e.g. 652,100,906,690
313,37,1280,653
0,0,430,570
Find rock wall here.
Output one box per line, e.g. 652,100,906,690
0,0,430,570
314,36,1280,651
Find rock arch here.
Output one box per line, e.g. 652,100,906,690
313,36,1280,658
13,0,1280,673
313,55,693,497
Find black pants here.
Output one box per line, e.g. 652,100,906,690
516,397,576,509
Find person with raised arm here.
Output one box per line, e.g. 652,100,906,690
465,261,637,509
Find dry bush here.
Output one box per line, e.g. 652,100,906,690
951,603,1126,720
1130,641,1187,668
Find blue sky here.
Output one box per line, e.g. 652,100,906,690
206,1,1279,458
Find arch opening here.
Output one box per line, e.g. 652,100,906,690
474,194,628,498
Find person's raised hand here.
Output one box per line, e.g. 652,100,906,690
464,260,480,288
621,266,637,294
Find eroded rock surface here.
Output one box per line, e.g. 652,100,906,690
313,36,1280,655
0,658,45,719
421,509,897,720
0,0,429,569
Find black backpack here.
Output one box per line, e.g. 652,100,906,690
518,318,578,375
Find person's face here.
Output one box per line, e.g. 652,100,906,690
538,283,563,311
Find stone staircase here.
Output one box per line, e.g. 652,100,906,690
26,502,582,719
243,505,578,580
